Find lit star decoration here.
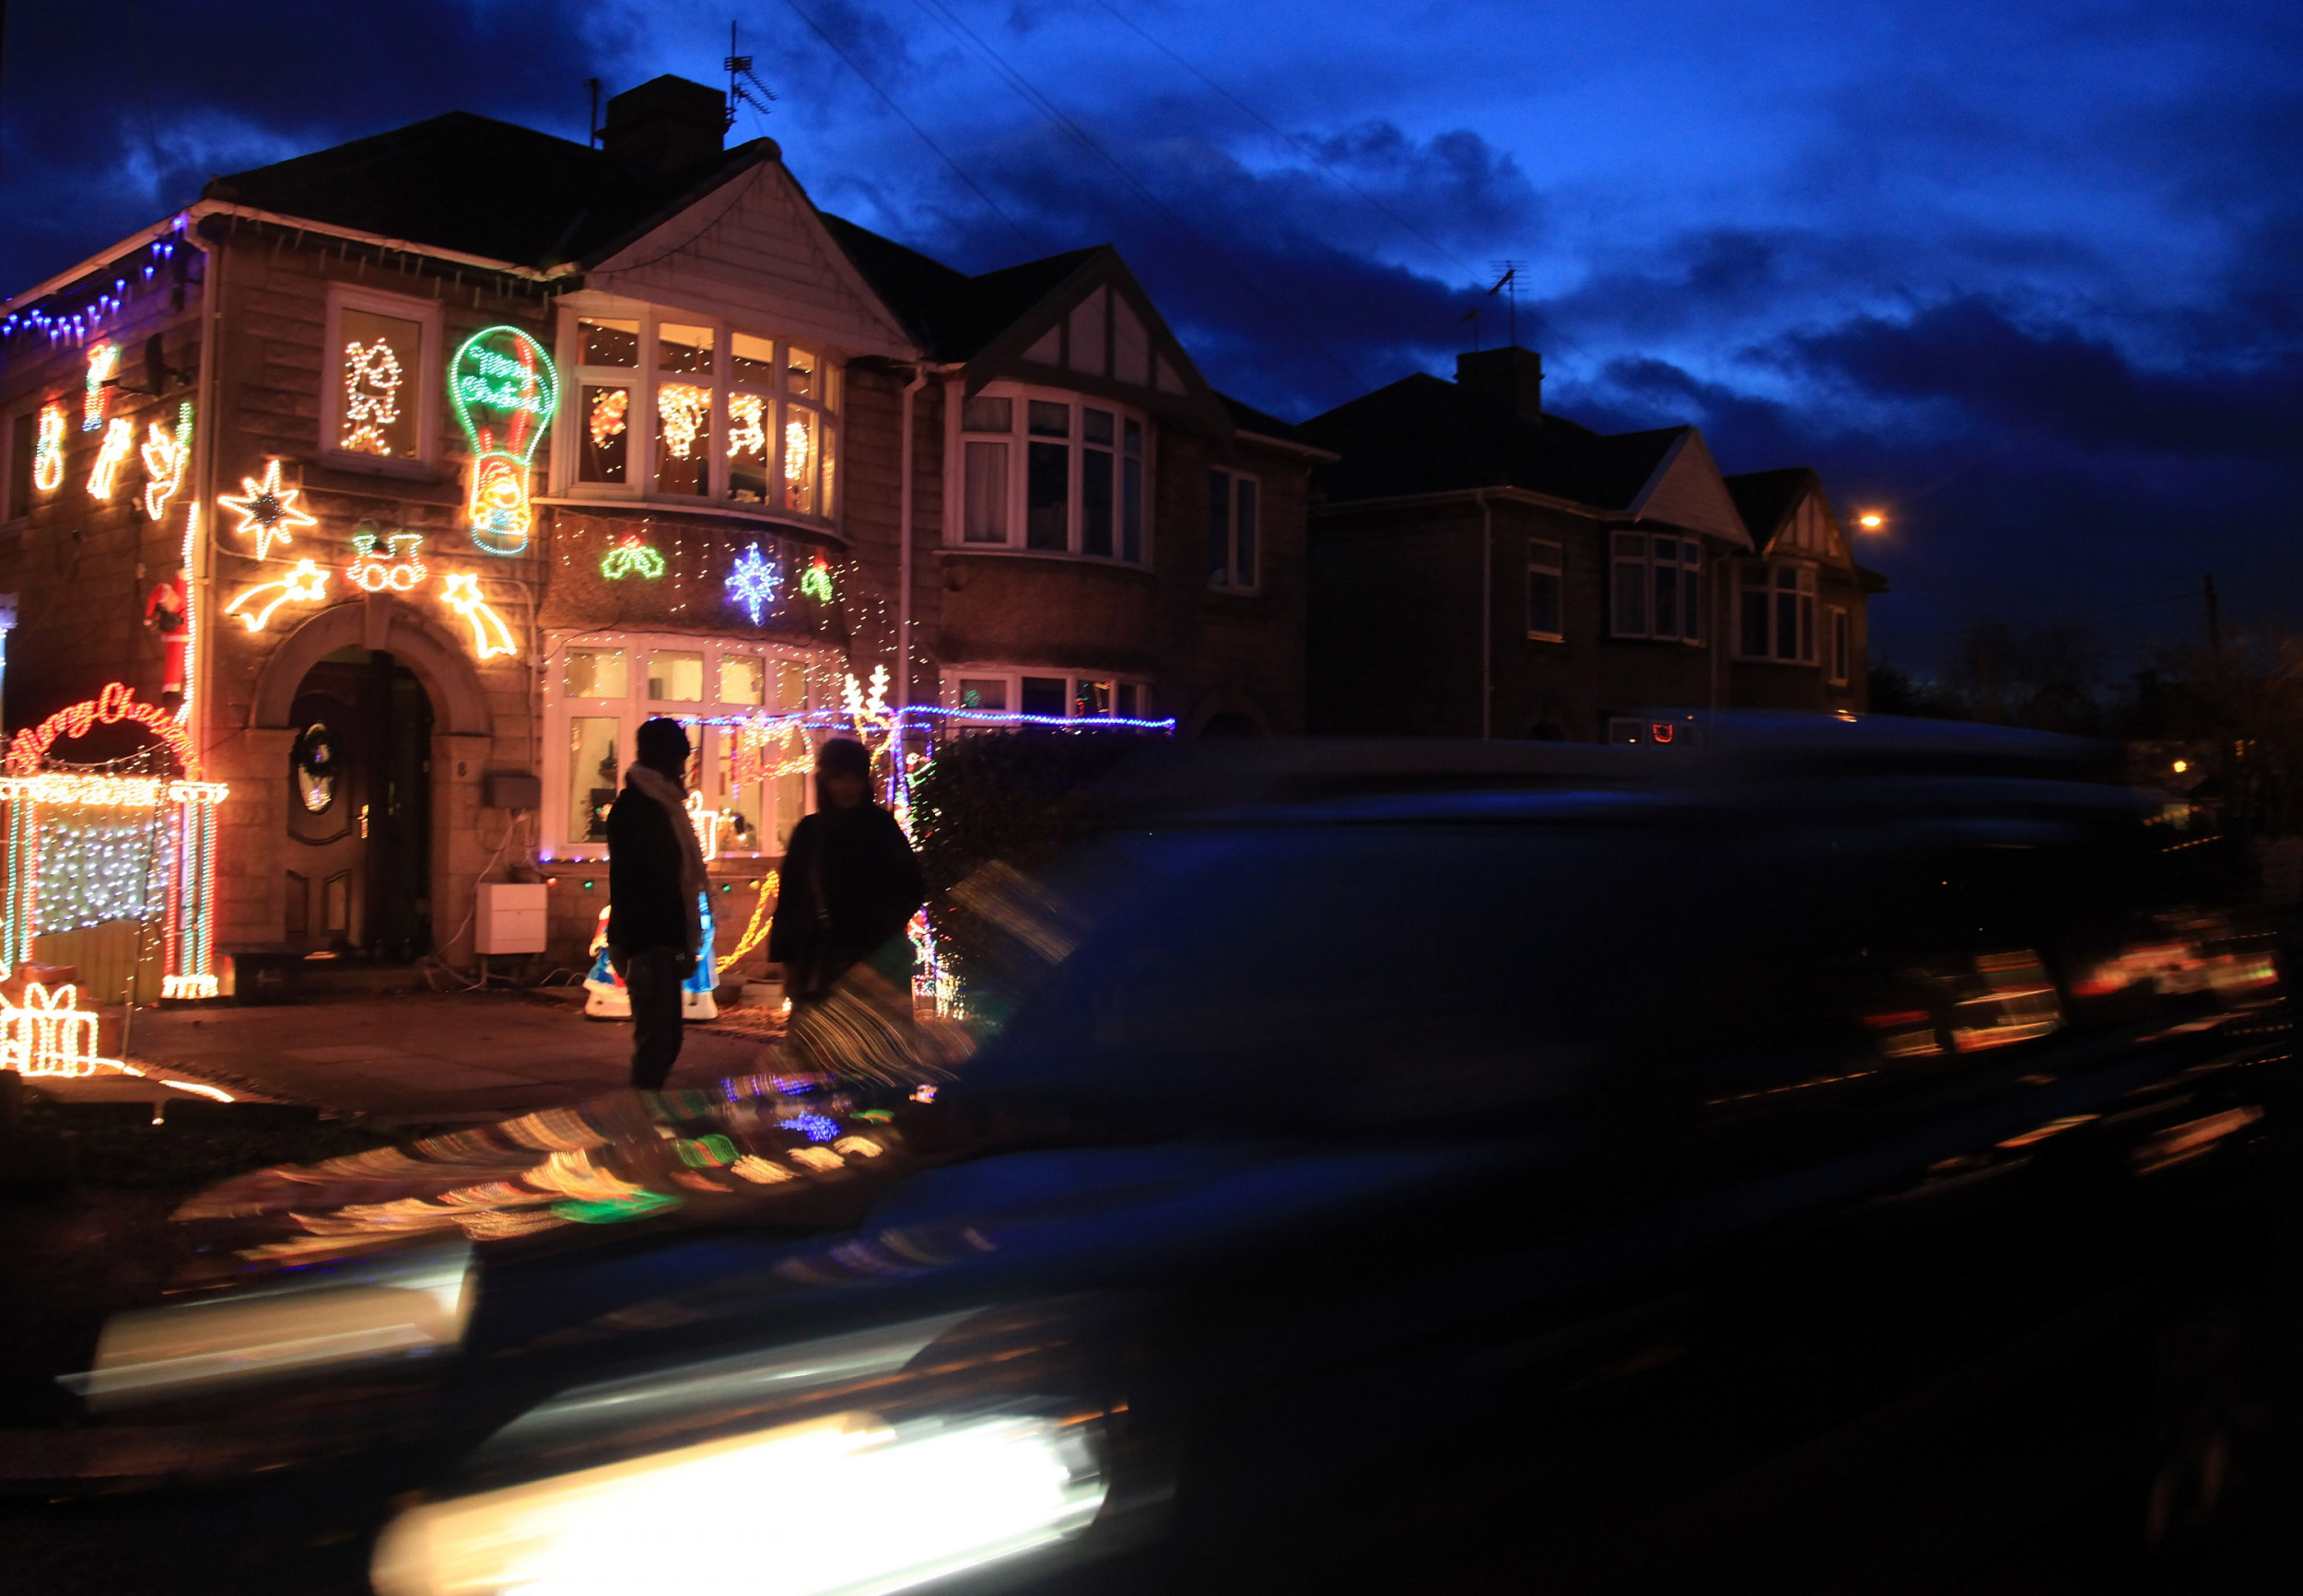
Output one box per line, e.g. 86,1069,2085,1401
449,326,557,556
83,343,119,431
342,338,404,455
724,542,781,624
728,392,766,460
601,533,665,581
440,572,519,659
140,402,192,521
345,527,427,592
799,554,836,604
31,403,66,492
218,459,319,561
589,388,628,449
223,559,331,633
87,418,134,500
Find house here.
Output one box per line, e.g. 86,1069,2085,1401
0,75,1315,983
1300,345,1882,742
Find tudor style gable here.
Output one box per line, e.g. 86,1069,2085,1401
967,253,1232,436
1624,428,1752,549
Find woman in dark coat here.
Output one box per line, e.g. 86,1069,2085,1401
769,738,925,1046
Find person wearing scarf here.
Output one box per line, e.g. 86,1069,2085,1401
607,716,709,1089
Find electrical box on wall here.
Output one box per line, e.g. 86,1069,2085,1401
473,882,548,954
486,772,543,810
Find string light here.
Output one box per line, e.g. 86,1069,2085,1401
800,554,836,603
83,343,119,431
341,338,404,454
345,527,428,592
31,403,66,492
728,392,766,459
218,459,318,561
726,542,782,624
6,682,202,778
36,808,170,931
140,401,192,521
0,983,122,1078
601,533,665,580
223,559,331,633
440,572,519,659
450,326,556,556
714,868,779,976
87,417,134,500
659,383,709,459
589,388,628,450
177,505,200,725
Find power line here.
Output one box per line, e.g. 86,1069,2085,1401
905,0,1366,390
778,0,1047,255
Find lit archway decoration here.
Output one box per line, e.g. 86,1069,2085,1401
1,683,226,1006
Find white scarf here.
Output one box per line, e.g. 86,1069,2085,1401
625,763,707,954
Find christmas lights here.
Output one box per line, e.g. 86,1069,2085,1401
31,402,66,493
601,533,665,580
799,554,836,604
83,343,119,431
589,388,628,450
223,559,331,633
341,337,404,454
0,983,121,1078
87,417,134,500
714,868,779,977
725,542,781,625
36,808,169,931
6,683,203,778
659,382,708,459
440,572,518,659
140,402,192,521
218,459,318,561
345,527,428,593
728,392,766,459
176,504,200,725
449,326,556,556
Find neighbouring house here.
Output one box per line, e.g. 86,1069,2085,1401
1300,345,1883,743
0,74,1315,985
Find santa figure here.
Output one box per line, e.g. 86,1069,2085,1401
143,566,187,707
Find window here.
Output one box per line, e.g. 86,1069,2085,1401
1526,539,1563,640
561,308,837,519
1609,532,1703,641
322,288,441,473
946,669,1152,728
1830,606,1852,686
1207,470,1258,590
1737,563,1818,663
544,632,837,857
953,382,1150,565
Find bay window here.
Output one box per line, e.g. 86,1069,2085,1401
545,633,833,859
562,309,836,519
1737,562,1818,663
956,384,1148,564
1609,532,1703,641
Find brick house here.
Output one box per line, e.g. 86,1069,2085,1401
0,76,1315,982
1301,346,1883,742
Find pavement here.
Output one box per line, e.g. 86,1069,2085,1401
37,988,785,1121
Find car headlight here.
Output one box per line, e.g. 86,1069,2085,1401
373,1407,1104,1596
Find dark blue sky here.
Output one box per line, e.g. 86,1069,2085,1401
3,0,2297,672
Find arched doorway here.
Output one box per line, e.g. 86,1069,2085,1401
285,649,433,956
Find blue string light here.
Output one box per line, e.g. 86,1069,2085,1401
725,542,782,625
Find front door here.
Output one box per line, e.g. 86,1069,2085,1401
285,652,432,955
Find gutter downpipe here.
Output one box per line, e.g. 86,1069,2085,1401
186,221,223,757
1479,490,1494,740
894,365,928,785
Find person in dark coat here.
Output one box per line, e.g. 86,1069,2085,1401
769,738,925,1019
606,716,707,1090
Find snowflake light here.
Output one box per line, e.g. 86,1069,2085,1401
441,572,519,659
218,459,318,561
342,338,404,454
724,542,781,625
31,402,66,492
223,559,331,633
140,402,192,521
345,527,427,592
601,533,664,580
87,418,134,500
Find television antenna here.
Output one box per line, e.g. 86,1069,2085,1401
1487,261,1526,349
726,23,778,130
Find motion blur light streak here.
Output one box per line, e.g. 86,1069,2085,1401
370,1411,1106,1596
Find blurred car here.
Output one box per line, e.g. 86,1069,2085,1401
60,715,2298,1595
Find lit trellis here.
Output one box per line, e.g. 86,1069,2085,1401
36,810,170,932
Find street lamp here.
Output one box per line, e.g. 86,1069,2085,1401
1855,510,1887,531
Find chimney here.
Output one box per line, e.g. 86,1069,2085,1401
1455,345,1544,423
600,76,727,177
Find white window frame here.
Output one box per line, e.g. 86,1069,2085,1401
321,285,443,477
1829,605,1852,685
947,380,1152,566
1608,531,1705,643
1526,538,1564,641
1207,468,1259,592
541,630,839,860
1736,561,1819,664
941,667,1154,728
553,305,839,525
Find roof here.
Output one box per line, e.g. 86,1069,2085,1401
202,111,770,270
1218,392,1317,449
1723,466,1820,547
819,214,1099,362
1302,373,1689,511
